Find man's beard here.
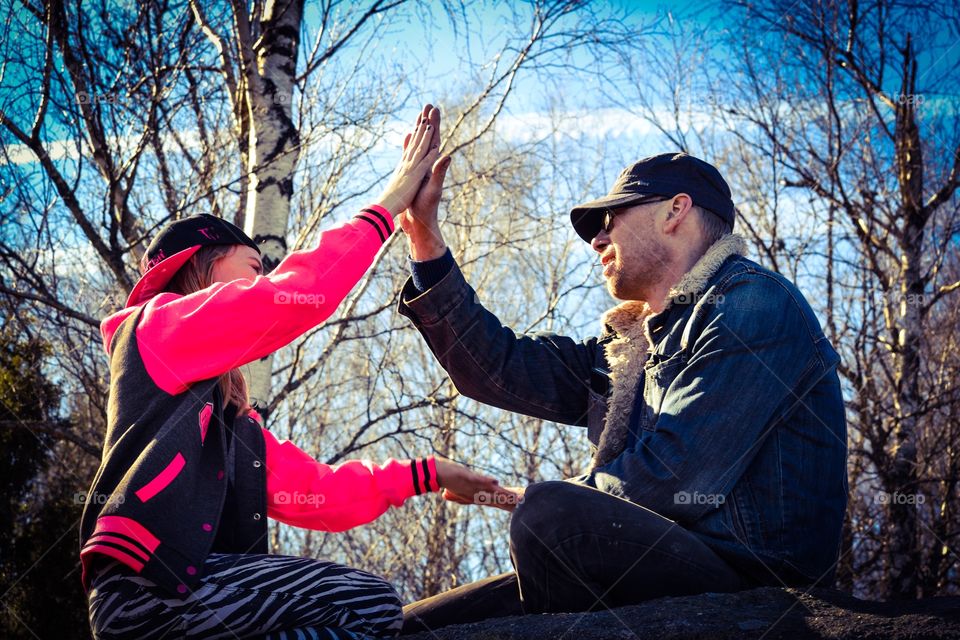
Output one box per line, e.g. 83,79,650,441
605,237,671,302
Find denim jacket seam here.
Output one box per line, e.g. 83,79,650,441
712,269,824,351
401,274,471,327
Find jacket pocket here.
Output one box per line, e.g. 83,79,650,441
587,389,608,446
641,351,687,431
134,452,186,503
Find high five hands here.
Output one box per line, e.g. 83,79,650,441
397,105,451,261
377,105,443,221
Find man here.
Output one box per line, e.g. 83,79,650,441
396,108,848,630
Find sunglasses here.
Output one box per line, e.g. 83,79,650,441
600,196,672,236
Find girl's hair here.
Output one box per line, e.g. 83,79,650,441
144,244,252,415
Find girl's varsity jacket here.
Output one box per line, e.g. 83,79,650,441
79,208,440,598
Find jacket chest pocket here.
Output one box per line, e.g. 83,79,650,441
586,367,610,447
641,351,687,431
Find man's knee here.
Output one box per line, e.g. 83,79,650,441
510,481,587,552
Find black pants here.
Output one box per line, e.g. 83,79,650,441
403,481,749,632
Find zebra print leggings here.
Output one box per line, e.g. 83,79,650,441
87,553,403,639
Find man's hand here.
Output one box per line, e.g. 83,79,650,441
397,105,450,261
443,485,526,513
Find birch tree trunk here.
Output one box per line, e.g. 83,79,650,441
888,34,924,599
236,0,305,413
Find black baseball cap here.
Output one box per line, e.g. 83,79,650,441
570,152,736,242
126,214,260,307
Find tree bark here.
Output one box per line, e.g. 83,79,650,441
887,34,924,599
236,0,305,414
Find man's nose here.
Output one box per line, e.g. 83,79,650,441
591,231,609,253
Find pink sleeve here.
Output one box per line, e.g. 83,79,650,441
261,426,440,532
134,208,394,394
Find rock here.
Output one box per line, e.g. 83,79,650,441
399,587,960,639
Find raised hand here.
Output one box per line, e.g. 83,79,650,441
377,104,442,220
397,104,451,261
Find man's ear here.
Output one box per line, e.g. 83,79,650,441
662,193,694,234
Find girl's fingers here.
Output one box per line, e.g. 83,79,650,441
476,476,501,494
402,132,412,152
442,489,473,504
427,105,441,149
412,121,434,165
408,116,431,160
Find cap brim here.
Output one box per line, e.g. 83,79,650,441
570,192,656,243
125,246,202,308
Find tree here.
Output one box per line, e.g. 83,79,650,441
0,300,89,639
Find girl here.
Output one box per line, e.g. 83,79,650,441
81,105,505,639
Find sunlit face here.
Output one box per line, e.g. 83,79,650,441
210,245,263,283
590,201,672,301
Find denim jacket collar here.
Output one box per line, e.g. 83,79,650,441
591,233,747,468
665,234,747,309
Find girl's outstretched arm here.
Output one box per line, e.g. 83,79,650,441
260,424,502,531
104,105,443,395
125,212,394,394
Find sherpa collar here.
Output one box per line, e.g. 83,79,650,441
590,234,747,469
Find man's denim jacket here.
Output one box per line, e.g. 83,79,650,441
398,236,848,586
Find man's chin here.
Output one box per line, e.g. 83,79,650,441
605,279,645,302
605,280,628,301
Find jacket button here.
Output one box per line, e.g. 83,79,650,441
186,566,197,575
177,584,187,594
252,513,261,521
253,460,262,468
217,470,224,480
202,523,213,532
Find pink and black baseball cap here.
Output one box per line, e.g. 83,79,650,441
126,214,260,307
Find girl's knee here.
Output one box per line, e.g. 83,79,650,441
341,570,403,637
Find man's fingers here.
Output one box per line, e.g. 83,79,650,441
431,155,451,185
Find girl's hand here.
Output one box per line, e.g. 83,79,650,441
378,104,442,219
434,457,506,506
437,459,525,513
442,486,525,512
